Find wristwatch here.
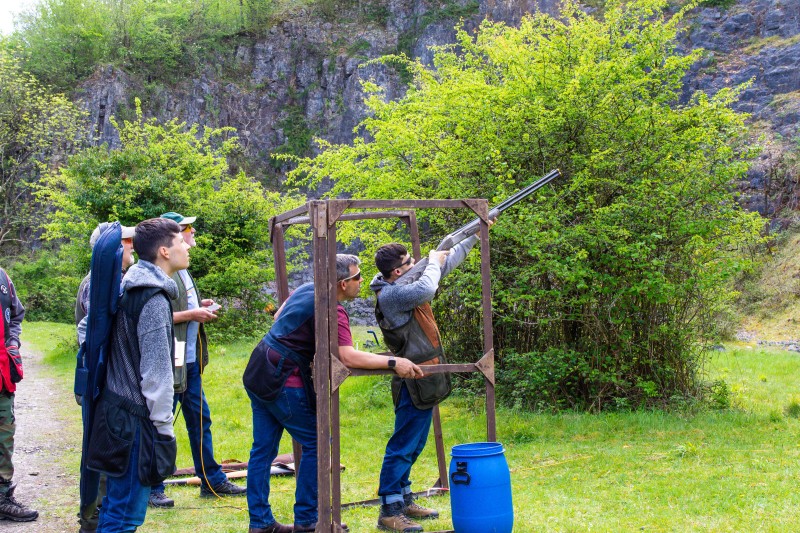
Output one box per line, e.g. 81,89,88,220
388,358,397,369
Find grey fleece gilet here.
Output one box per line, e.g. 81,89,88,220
105,260,178,437
369,236,478,327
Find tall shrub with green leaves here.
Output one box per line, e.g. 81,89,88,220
0,48,85,255
287,0,765,409
39,103,302,337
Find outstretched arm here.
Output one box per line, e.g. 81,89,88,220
338,345,424,379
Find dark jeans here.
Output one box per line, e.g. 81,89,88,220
153,361,225,493
378,383,434,505
98,427,150,532
246,386,318,529
79,474,106,531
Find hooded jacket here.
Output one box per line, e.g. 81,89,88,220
105,260,178,437
0,268,24,348
369,236,478,331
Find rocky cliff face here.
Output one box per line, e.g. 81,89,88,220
77,0,800,210
78,1,563,168
679,0,800,218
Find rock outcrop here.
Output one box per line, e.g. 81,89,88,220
76,0,800,205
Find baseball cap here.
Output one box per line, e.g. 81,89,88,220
89,222,136,248
160,212,197,226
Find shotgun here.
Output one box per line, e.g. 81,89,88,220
394,169,561,286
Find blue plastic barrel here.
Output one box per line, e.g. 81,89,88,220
449,442,513,533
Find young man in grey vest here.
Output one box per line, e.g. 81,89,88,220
370,231,485,532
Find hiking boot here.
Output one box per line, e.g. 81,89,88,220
403,493,439,520
248,522,292,533
0,484,38,522
148,491,174,508
200,480,247,498
378,501,422,532
78,503,100,531
295,521,349,531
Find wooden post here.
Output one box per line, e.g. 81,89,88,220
479,209,497,442
311,201,333,532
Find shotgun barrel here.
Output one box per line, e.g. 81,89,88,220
393,169,561,286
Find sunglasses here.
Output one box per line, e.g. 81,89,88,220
342,270,362,282
122,237,134,244
181,224,194,232
393,255,413,270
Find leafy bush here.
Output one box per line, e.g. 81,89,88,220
6,245,87,323
38,103,303,337
707,379,732,409
10,0,112,89
288,0,764,410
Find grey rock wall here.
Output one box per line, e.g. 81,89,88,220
77,0,566,173
72,0,800,319
684,0,800,139
77,0,800,209
678,0,800,217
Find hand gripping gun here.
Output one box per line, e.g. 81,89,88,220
394,168,562,286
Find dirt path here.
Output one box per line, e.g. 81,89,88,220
5,345,81,532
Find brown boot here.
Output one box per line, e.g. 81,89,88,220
248,521,292,533
403,494,439,520
377,501,422,532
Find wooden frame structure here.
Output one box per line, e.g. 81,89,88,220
269,199,497,533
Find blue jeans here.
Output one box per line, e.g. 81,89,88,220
153,362,226,493
378,383,434,505
246,386,318,529
98,427,150,532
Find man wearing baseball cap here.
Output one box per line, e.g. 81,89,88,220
74,221,136,532
148,212,245,508
76,223,136,346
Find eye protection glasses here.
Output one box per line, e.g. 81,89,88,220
393,255,413,270
342,270,362,282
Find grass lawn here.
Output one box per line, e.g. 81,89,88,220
25,322,800,532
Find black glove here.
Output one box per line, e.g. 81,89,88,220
6,346,23,383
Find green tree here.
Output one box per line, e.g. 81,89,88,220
0,48,84,255
288,0,765,409
7,0,291,90
39,102,302,336
11,0,112,90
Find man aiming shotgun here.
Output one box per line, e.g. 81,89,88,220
392,168,561,287
369,169,560,532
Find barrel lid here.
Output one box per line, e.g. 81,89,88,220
450,442,505,457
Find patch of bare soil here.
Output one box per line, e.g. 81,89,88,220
4,346,81,532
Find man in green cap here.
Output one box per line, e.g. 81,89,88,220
148,212,246,508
